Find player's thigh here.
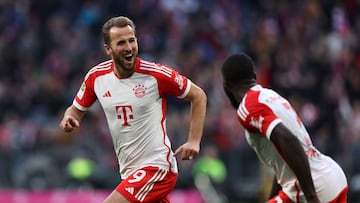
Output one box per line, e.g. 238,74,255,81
103,190,130,203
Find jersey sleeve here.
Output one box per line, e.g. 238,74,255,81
237,93,281,139
156,64,192,98
73,74,97,111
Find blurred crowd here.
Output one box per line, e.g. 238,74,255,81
1,0,360,202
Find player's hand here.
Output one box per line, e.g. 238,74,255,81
174,141,200,160
59,116,80,132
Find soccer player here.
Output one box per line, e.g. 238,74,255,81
59,16,207,203
221,53,348,203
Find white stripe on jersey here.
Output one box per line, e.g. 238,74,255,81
238,95,249,121
141,60,173,75
85,60,112,80
97,59,113,67
140,62,172,78
89,60,112,72
88,65,112,75
135,168,167,202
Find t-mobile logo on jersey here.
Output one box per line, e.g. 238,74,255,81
116,105,134,126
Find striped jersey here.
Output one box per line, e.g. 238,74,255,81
73,58,192,179
236,85,347,201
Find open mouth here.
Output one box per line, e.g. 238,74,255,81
125,54,133,62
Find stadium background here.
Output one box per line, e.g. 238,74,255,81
0,0,360,202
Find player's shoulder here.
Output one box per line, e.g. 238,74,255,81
239,86,274,120
137,58,174,78
243,85,263,103
85,60,113,80
242,85,277,111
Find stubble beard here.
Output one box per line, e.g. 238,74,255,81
113,55,135,77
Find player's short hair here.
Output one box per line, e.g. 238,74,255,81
221,53,256,85
102,16,136,45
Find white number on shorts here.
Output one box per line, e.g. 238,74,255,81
128,169,146,183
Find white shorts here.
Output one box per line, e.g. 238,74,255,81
313,156,348,202
282,156,348,202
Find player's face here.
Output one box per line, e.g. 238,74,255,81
105,26,138,77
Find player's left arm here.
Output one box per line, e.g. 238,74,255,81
270,123,320,203
174,83,207,160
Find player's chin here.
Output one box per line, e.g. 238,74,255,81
123,58,135,69
123,64,135,72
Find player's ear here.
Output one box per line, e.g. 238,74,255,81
104,44,112,56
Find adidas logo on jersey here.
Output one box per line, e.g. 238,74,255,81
125,187,134,195
102,90,111,97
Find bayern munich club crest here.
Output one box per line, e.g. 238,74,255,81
133,84,147,98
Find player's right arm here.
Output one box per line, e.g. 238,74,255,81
270,123,320,203
59,105,86,132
